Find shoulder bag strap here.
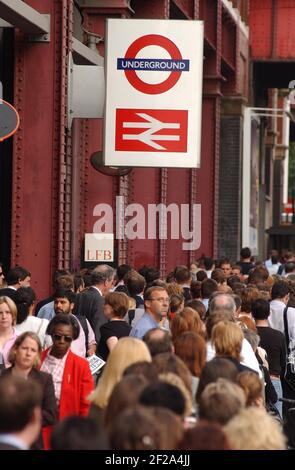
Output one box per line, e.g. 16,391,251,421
283,306,291,354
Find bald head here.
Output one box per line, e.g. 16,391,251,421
209,293,236,316
143,328,173,357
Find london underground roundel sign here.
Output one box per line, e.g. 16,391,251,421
120,34,188,95
0,99,20,142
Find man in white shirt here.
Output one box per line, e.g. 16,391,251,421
45,288,96,357
269,281,295,347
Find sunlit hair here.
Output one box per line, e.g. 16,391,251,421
174,332,206,377
166,282,184,297
211,321,244,360
199,378,246,425
104,291,129,318
89,337,151,410
0,296,17,325
224,407,286,450
240,286,259,313
170,307,204,343
8,331,42,367
236,371,263,407
152,352,192,395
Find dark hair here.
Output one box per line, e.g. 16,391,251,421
50,416,108,450
201,278,218,299
73,274,84,293
203,257,214,270
15,287,36,324
0,375,42,433
55,275,74,290
91,265,115,285
104,375,148,428
178,420,231,450
6,266,31,285
109,405,160,450
124,270,146,296
52,270,70,289
232,294,242,310
251,298,270,320
196,357,238,403
123,361,159,382
174,266,191,284
169,294,184,313
139,381,185,416
196,270,207,282
47,313,80,340
117,264,132,281
271,280,289,300
54,288,76,304
138,266,160,284
185,299,206,320
190,280,202,299
240,247,251,259
227,275,241,289
211,269,226,285
143,328,173,357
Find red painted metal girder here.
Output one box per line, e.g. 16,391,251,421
276,0,295,58
165,169,191,271
12,0,61,299
130,0,169,19
171,0,195,18
249,0,273,58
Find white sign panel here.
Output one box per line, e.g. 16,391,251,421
84,233,114,262
104,19,204,168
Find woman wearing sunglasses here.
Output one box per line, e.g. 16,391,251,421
40,314,94,448
1,331,57,449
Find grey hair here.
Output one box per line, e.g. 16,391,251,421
91,265,115,285
209,293,236,315
243,329,260,352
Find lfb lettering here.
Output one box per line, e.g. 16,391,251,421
86,250,112,261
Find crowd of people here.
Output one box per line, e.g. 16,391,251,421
0,247,294,450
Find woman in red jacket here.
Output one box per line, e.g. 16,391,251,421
40,314,94,448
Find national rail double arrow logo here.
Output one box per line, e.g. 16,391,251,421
117,34,190,94
115,109,188,152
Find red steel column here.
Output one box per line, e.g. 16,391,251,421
12,0,69,298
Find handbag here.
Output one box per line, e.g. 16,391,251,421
283,307,295,392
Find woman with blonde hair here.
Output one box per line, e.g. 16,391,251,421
89,337,151,415
2,331,57,448
211,321,258,374
224,407,286,450
0,296,20,368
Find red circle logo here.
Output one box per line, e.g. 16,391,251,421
124,34,182,95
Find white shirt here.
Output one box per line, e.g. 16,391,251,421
206,338,263,378
269,299,295,348
15,316,49,348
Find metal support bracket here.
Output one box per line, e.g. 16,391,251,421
28,14,50,42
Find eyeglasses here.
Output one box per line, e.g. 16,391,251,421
53,334,73,343
148,297,170,303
